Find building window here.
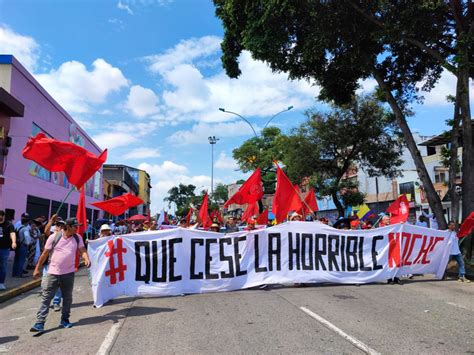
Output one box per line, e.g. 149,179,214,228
28,123,52,182
435,172,447,184
399,182,415,199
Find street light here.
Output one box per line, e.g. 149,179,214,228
208,136,219,197
218,106,294,137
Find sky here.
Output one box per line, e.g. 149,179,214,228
0,0,469,214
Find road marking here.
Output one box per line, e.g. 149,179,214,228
299,307,380,355
9,316,26,321
96,322,122,355
446,302,472,312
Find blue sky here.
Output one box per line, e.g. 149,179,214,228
0,0,466,213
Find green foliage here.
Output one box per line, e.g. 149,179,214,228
282,95,404,215
164,184,196,216
212,183,229,204
232,126,285,193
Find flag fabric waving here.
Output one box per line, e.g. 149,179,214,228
185,207,193,225
458,212,474,238
22,133,107,188
256,208,269,225
210,209,223,223
224,168,263,207
241,202,258,222
302,188,319,215
387,194,410,224
76,186,87,235
355,204,374,221
272,164,303,223
199,193,210,228
91,193,144,216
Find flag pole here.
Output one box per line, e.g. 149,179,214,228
55,185,75,216
371,215,385,229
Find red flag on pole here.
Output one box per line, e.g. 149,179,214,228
91,193,144,216
272,164,303,223
241,202,258,222
386,194,410,224
224,168,263,207
186,207,193,225
210,209,223,223
22,133,107,188
256,208,269,225
459,212,474,238
76,186,87,235
303,188,319,215
199,192,210,228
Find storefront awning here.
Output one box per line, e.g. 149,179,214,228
0,87,24,117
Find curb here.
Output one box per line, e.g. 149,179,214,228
0,279,41,304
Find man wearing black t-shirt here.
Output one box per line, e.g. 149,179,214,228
0,210,17,290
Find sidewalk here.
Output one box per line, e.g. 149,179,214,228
0,250,40,303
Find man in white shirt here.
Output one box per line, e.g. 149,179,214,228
448,220,470,283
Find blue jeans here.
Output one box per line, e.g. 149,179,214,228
453,254,466,277
12,245,27,277
0,248,9,283
43,265,61,304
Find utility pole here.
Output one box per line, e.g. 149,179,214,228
208,136,219,198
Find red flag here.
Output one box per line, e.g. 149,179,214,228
459,212,474,238
199,192,210,227
210,209,223,223
22,133,107,188
387,194,409,224
185,207,193,225
224,168,263,207
303,188,319,215
256,208,268,225
76,186,87,235
91,193,143,216
164,212,169,225
241,202,258,222
272,165,303,223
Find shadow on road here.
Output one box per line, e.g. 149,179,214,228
75,306,176,327
0,336,19,345
72,296,137,309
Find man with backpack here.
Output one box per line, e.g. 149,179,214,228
30,218,91,333
12,213,32,277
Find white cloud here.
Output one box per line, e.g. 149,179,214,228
125,85,160,117
420,70,474,106
92,132,138,149
146,36,221,75
215,152,238,170
0,25,39,71
124,147,161,160
35,58,129,113
138,161,212,212
168,121,256,145
117,0,134,15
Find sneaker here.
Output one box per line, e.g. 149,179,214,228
53,304,61,312
30,322,44,332
0,283,6,290
458,276,471,283
59,319,73,328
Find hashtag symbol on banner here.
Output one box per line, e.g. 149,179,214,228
105,237,127,285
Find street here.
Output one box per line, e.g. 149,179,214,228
0,270,472,354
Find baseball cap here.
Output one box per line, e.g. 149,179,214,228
21,212,30,219
100,224,111,232
65,218,82,227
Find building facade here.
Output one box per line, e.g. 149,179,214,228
0,55,104,222
103,164,151,218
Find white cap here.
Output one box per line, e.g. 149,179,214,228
100,224,111,232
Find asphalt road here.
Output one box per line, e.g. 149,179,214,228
0,270,472,354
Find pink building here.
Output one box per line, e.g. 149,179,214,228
0,55,103,223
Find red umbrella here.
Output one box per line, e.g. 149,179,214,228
128,214,147,222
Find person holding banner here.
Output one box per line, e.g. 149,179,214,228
447,221,471,283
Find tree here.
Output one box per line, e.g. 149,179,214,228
232,126,285,193
213,0,463,229
283,95,404,217
164,184,196,217
212,183,229,204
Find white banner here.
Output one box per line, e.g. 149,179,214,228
88,222,452,307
